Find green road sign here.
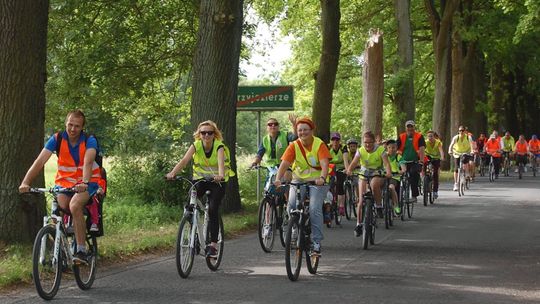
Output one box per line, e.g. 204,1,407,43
237,85,294,111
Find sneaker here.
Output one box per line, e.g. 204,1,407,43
354,224,363,237
72,251,89,265
433,192,438,199
453,183,458,191
394,206,401,215
311,242,321,256
262,224,271,238
524,167,528,172
205,245,217,258
338,206,345,216
90,223,99,232
515,169,518,173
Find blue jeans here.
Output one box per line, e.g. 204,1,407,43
288,183,329,244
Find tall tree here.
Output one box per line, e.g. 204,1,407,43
361,30,384,137
394,0,415,133
191,0,243,212
0,0,49,243
425,0,459,168
312,0,341,142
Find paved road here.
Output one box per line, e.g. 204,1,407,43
3,173,540,303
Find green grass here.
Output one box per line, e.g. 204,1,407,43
0,155,260,290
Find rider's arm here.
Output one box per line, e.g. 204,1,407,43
346,152,360,175
216,147,225,181
381,153,392,178
167,145,195,178
438,143,445,161
318,157,329,186
275,160,291,182
448,136,456,155
288,114,298,137
19,148,54,191
82,148,97,183
252,144,265,166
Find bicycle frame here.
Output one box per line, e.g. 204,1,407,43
184,184,210,256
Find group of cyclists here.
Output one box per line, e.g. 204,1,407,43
19,109,539,280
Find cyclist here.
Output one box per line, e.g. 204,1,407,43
448,125,475,191
529,134,540,169
166,120,235,258
514,135,529,173
347,131,392,237
251,116,297,174
484,134,503,178
327,132,349,220
346,138,361,203
385,140,402,215
501,131,515,172
396,120,426,203
274,117,330,256
19,110,103,264
475,133,488,175
424,130,445,199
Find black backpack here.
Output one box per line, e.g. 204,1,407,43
54,131,107,236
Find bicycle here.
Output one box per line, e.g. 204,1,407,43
531,154,538,177
478,153,488,177
284,181,320,281
252,165,288,253
502,152,511,177
399,161,417,220
456,153,472,197
382,177,396,229
359,170,380,249
325,169,344,228
423,160,434,206
173,177,224,278
343,173,359,220
27,187,98,300
488,155,496,182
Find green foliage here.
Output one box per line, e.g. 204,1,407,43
108,151,189,206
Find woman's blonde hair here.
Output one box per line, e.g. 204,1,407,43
193,120,223,141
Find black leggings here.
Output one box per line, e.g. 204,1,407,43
196,181,226,243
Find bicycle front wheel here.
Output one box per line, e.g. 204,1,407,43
383,188,391,229
422,176,429,206
362,201,373,250
285,215,302,281
278,203,288,248
176,215,195,278
32,225,62,300
206,216,224,271
344,183,353,220
257,197,276,253
305,246,319,274
73,234,98,290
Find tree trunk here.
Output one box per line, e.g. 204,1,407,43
0,0,49,243
191,0,243,212
393,0,415,133
470,50,487,134
425,0,459,170
312,0,341,142
361,29,384,137
450,27,463,135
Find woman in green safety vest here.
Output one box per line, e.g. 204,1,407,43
346,131,392,237
166,120,234,258
448,125,474,191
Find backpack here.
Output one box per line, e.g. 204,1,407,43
54,131,107,237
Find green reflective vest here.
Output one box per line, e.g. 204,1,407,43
192,139,235,181
262,131,289,167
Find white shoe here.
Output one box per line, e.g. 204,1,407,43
515,169,518,173
524,167,528,172
90,223,99,232
453,183,458,191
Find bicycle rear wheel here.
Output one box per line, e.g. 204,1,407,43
257,197,276,253
73,234,98,290
383,187,391,229
407,198,414,218
285,215,302,281
176,215,195,278
32,225,62,300
206,216,224,271
518,164,523,179
429,180,434,204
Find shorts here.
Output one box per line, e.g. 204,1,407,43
54,182,100,198
454,154,473,171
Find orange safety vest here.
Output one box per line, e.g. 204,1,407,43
398,132,422,154
529,139,540,153
485,139,501,157
515,141,528,155
55,134,102,188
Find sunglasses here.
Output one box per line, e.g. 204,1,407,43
200,131,215,136
459,129,465,132
267,122,279,127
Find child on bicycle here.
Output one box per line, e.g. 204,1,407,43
166,120,235,258
385,140,402,215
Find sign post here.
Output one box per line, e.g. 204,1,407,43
237,85,294,204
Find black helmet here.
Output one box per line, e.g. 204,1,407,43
347,138,358,145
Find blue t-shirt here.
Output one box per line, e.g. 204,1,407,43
45,131,98,165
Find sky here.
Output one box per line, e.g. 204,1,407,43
239,11,292,81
